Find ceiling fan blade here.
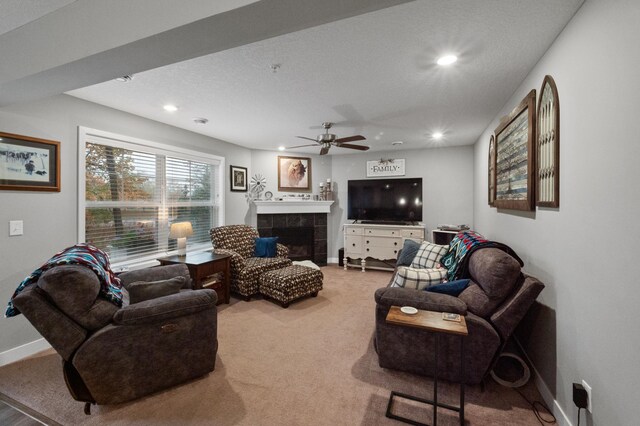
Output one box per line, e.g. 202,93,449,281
296,136,319,142
286,144,319,149
335,135,366,143
320,146,330,155
337,143,369,151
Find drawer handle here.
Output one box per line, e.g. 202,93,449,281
394,250,397,254
394,242,398,246
352,243,356,247
366,240,369,244
366,248,370,252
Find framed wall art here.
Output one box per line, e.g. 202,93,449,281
366,158,405,177
536,75,560,207
0,132,60,192
494,90,536,211
488,135,496,207
230,165,248,192
278,156,311,191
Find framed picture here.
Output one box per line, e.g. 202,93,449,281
278,156,311,191
488,135,496,207
0,132,60,192
230,165,248,192
536,75,560,208
494,90,536,211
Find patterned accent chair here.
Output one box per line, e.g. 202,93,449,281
210,225,292,300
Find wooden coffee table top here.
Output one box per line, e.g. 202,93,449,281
386,306,468,336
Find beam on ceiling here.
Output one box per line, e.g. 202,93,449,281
0,0,413,106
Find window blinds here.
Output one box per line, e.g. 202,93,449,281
84,142,219,263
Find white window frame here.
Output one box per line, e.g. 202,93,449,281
78,127,225,269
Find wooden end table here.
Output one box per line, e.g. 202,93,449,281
157,251,231,305
385,306,468,426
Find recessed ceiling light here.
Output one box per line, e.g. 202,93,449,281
193,117,209,125
278,146,285,151
391,141,403,146
432,132,443,140
436,55,457,66
115,75,134,82
163,104,178,112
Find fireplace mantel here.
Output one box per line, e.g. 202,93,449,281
253,200,334,214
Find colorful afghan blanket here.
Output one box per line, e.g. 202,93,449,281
439,231,523,281
440,231,489,281
5,243,123,317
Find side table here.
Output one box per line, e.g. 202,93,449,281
157,251,231,305
385,306,468,426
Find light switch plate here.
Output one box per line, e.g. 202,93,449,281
9,220,23,236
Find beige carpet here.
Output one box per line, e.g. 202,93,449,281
0,266,548,425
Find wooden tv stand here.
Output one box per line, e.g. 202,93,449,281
343,222,425,272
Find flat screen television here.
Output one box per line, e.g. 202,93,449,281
347,178,422,223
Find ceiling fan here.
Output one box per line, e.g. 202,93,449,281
287,122,369,155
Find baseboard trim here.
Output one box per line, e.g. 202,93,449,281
514,338,572,426
0,338,51,367
327,257,339,264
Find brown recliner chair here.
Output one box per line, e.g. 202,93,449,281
12,264,218,413
374,248,544,384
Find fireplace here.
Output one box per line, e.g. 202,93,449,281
257,213,327,266
272,227,314,261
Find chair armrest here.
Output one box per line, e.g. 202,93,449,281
276,243,289,258
113,289,217,326
214,248,246,270
374,287,467,315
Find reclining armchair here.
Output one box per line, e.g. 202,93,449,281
13,263,218,413
374,248,544,384
210,225,292,300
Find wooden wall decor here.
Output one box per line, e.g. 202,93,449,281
536,75,560,207
488,135,496,206
494,90,536,211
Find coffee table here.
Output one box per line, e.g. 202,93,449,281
385,306,468,426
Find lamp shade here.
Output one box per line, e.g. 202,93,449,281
169,222,194,239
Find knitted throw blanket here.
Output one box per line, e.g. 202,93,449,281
440,231,490,281
440,231,524,281
5,243,123,318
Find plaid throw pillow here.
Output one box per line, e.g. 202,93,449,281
391,266,447,290
410,241,449,269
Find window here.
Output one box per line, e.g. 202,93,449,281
79,128,224,265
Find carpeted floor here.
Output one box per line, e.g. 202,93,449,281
0,266,547,425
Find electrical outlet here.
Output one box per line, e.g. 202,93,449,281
582,380,592,413
9,220,23,236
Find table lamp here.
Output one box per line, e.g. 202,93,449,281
169,221,193,256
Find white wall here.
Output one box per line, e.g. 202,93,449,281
329,146,474,258
472,1,640,424
0,94,251,354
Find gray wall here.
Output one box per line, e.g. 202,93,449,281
329,146,474,259
472,1,640,424
0,94,251,354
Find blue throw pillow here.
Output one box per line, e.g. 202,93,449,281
396,239,421,266
425,279,470,296
255,237,279,258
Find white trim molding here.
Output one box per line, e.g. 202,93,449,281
0,338,51,367
253,200,334,214
515,338,573,426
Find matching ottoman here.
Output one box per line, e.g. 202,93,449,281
259,265,323,308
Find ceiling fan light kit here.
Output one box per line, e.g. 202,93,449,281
287,122,369,155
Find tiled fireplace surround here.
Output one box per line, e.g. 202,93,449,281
257,213,328,266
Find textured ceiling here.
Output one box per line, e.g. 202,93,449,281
0,0,76,36
69,0,584,154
